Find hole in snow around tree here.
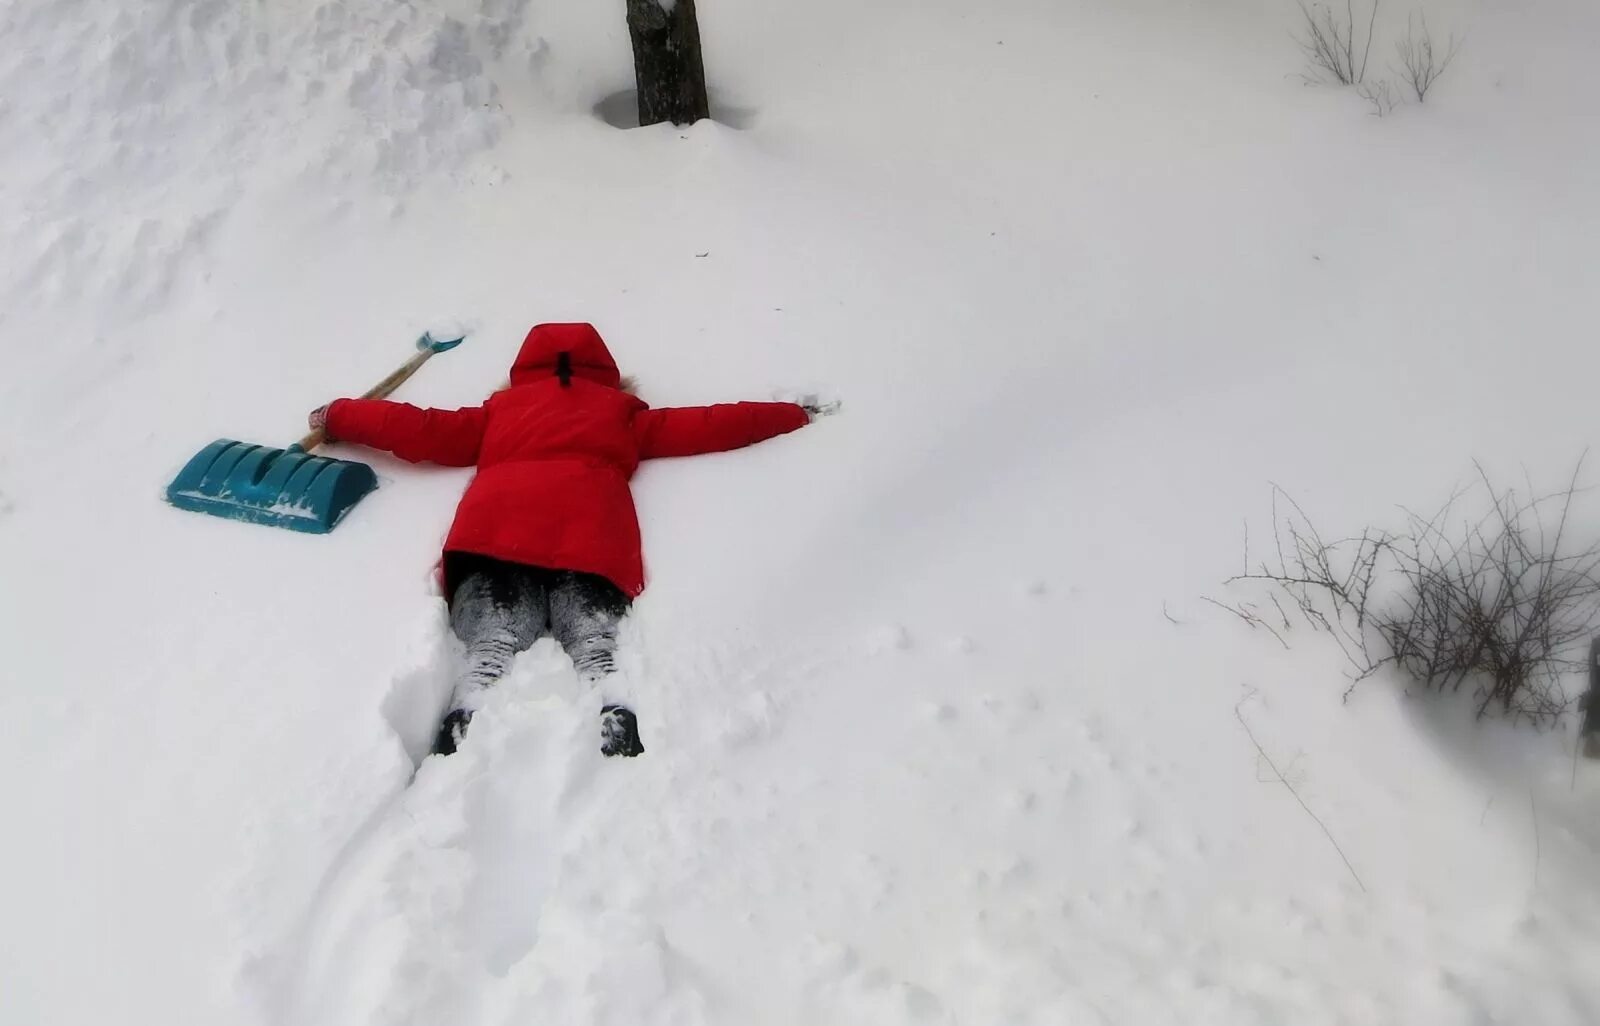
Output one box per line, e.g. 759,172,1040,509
592,89,758,130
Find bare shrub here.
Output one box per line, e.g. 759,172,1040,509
1395,13,1461,102
1212,460,1600,726
1296,0,1380,85
1358,78,1399,116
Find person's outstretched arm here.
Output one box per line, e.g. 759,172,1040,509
317,398,487,466
634,401,811,459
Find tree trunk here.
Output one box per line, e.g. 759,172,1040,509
625,0,710,127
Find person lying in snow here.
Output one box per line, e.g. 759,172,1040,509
311,322,827,757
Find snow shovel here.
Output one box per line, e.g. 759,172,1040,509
165,332,464,533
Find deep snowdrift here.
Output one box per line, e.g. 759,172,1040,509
4,0,1600,1024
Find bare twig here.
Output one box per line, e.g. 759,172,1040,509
1205,596,1291,650
1360,0,1379,82
1236,692,1367,892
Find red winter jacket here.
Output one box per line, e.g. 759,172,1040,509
325,323,809,597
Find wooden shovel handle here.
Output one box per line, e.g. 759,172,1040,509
294,346,439,453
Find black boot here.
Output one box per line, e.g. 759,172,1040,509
600,705,645,758
433,708,473,756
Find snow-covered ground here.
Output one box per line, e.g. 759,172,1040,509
5,0,1600,1023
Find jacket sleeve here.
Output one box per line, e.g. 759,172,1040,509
324,398,487,467
634,402,809,460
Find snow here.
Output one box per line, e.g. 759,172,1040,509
5,0,1600,1023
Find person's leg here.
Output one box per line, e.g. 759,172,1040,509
437,556,549,755
548,570,643,757
548,571,627,681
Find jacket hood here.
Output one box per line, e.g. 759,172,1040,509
510,323,622,388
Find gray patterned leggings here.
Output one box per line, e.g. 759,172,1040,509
446,553,630,705
436,554,645,756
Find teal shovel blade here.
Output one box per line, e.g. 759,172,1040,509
166,439,377,534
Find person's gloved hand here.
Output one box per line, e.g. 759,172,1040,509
789,393,840,421
802,398,840,420
308,403,334,440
